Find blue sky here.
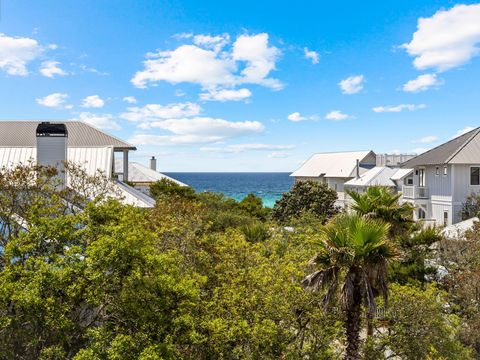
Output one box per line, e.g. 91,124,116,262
1,1,480,171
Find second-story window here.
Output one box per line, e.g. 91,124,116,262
443,166,448,176
471,167,480,185
435,167,439,176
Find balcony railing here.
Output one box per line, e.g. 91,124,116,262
402,185,429,199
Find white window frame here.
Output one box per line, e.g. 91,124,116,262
418,167,426,187
443,166,448,177
435,167,439,176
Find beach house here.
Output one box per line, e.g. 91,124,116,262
291,151,377,206
401,127,480,226
0,120,174,208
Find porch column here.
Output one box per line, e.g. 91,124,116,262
123,149,129,181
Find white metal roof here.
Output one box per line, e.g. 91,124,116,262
0,146,113,177
390,168,413,181
114,160,187,186
291,151,375,178
345,167,397,187
114,181,156,208
0,121,135,149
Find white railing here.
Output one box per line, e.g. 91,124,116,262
402,186,429,199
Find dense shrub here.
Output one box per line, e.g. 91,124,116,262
271,180,338,223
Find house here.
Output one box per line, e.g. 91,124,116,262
0,120,155,208
401,127,480,226
114,156,188,195
291,151,377,206
344,166,413,192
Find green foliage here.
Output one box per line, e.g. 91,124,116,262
241,222,271,243
461,192,480,220
238,193,270,220
367,283,472,359
150,178,196,199
303,213,397,359
272,180,338,224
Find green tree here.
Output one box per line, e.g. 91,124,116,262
149,178,196,200
347,186,413,237
302,213,396,360
238,193,270,220
272,180,338,224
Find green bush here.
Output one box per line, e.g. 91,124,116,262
241,222,271,243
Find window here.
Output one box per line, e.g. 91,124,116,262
418,168,425,187
418,208,426,219
405,176,413,186
471,167,480,185
435,167,439,176
443,211,448,227
443,166,447,176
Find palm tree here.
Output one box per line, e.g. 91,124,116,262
347,186,413,237
302,213,397,360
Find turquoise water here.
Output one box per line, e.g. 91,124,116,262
164,172,293,208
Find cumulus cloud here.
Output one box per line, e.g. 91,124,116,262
120,102,201,124
339,75,364,94
131,32,282,93
81,95,105,108
403,4,480,72
412,135,438,144
0,33,44,76
39,60,67,78
75,112,120,130
200,88,251,102
201,143,295,153
304,47,319,64
123,96,137,104
36,93,70,108
129,117,264,145
325,110,351,121
287,112,319,122
372,103,426,113
402,73,442,92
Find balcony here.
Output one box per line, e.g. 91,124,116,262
402,185,429,199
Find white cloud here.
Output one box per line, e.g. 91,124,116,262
372,103,426,113
325,110,351,121
452,126,476,138
402,73,442,92
129,117,263,145
339,75,364,94
402,4,480,72
193,33,230,52
412,135,438,144
287,112,306,122
201,143,295,153
40,60,67,78
123,96,137,104
81,95,105,108
287,112,319,122
75,112,120,130
232,33,282,90
131,32,282,91
36,93,69,108
120,102,201,123
304,47,319,64
200,88,251,102
0,33,43,76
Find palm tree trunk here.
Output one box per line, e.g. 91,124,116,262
344,273,362,360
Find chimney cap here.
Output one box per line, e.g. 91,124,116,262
36,122,68,137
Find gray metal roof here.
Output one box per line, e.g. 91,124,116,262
0,121,135,150
402,127,480,167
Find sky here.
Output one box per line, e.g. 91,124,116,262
1,0,480,171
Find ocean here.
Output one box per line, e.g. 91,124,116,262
164,172,293,208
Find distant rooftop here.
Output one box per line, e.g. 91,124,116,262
0,121,135,150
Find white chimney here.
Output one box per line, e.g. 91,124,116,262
36,122,68,183
150,156,157,171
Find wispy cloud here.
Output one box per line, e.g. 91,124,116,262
373,104,426,113
412,135,438,144
325,110,352,121
339,75,364,94
304,47,319,64
402,73,442,92
36,93,71,109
